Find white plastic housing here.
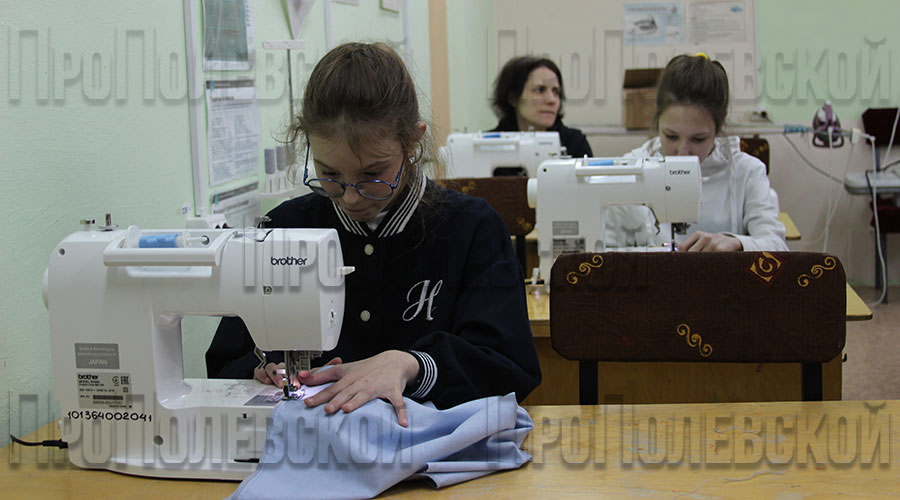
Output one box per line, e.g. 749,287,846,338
45,227,350,479
439,131,562,178
532,155,701,281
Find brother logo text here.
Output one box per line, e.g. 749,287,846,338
270,256,308,266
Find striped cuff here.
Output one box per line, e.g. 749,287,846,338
406,350,437,399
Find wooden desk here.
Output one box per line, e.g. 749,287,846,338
777,211,801,240
523,285,871,405
4,401,898,498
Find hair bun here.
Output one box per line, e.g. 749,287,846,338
695,52,709,60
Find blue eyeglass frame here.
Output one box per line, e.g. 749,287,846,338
301,142,405,201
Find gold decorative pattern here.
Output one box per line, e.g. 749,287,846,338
676,323,713,358
516,216,533,233
746,251,785,285
459,181,477,196
566,255,604,284
797,256,837,287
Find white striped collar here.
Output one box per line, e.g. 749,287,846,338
331,169,427,238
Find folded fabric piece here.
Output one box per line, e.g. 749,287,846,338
228,393,533,500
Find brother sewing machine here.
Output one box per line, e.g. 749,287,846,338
527,155,702,282
43,219,353,479
439,131,563,178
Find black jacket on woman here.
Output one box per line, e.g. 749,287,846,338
490,117,593,158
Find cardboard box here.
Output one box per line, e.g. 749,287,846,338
622,68,663,130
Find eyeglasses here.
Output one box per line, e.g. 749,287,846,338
302,143,405,201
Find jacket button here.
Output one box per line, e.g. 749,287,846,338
360,310,371,322
364,244,374,256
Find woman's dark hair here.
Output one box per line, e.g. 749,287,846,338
491,56,566,129
287,42,435,186
654,54,729,134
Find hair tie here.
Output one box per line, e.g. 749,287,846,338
695,52,709,60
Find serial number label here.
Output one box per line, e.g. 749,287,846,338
66,410,152,422
77,372,133,409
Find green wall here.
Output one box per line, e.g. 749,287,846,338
758,0,898,123
0,0,429,448
447,0,496,132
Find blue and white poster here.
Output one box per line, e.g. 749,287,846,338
624,2,684,46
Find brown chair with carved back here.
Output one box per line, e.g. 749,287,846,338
549,251,846,405
439,176,535,274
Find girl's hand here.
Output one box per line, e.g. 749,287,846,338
678,231,742,252
254,361,286,387
298,351,420,427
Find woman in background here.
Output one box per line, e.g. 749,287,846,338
491,56,593,158
627,53,787,252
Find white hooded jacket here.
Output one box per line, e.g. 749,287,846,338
613,136,788,251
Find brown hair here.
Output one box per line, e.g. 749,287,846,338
653,54,729,134
287,42,437,187
492,56,566,129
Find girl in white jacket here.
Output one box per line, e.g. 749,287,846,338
621,53,787,252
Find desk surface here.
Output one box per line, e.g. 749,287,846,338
777,212,801,240
845,170,900,194
527,283,871,338
3,400,897,498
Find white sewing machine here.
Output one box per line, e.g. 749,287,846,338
440,131,563,178
527,156,702,282
43,221,353,479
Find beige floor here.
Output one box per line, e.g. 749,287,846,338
842,285,900,400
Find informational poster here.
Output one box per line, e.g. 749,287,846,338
624,2,684,46
211,182,261,228
205,79,260,186
203,0,255,71
687,0,747,43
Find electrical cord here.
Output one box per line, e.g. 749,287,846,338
881,103,900,168
783,133,846,184
9,434,68,449
866,167,888,306
881,158,900,172
780,132,855,247
823,127,835,252
822,128,848,253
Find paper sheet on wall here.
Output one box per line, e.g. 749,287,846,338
687,0,747,43
206,79,260,186
287,0,316,39
203,0,255,71
210,182,261,228
623,2,684,46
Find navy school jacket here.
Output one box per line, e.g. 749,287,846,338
206,171,542,408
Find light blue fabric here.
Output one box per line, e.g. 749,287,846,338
228,393,533,500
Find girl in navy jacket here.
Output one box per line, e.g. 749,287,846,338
207,42,541,427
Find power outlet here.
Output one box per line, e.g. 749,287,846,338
748,106,770,122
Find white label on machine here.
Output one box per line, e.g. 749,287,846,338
553,238,585,259
552,221,579,236
75,343,120,369
77,372,134,409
